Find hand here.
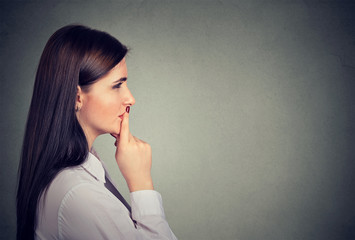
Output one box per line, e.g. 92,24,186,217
113,108,154,192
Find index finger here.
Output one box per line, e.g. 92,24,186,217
117,107,130,146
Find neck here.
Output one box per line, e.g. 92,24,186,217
86,132,97,152
79,124,98,151
76,114,98,151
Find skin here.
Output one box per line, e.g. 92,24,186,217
76,58,154,192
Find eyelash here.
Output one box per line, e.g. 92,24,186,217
113,83,123,89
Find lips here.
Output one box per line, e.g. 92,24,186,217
113,112,126,137
118,112,125,120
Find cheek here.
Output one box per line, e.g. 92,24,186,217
88,97,111,116
84,95,122,126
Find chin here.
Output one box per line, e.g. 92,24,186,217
110,127,121,135
99,127,119,136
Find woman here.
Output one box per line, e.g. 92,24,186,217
17,25,177,240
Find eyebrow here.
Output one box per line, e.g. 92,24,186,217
113,77,127,84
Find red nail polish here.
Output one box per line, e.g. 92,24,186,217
126,106,130,113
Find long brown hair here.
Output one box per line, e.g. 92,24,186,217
16,25,128,240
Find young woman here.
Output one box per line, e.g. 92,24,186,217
17,25,177,240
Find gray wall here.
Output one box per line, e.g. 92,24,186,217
1,1,354,239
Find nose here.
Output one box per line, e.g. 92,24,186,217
123,88,135,107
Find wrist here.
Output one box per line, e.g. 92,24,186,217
127,179,154,192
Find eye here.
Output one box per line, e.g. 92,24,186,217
112,82,123,89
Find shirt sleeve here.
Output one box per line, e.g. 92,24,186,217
130,190,177,240
58,183,177,240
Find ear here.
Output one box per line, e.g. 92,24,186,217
75,86,83,111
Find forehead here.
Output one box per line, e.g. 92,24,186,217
112,57,126,71
105,58,127,81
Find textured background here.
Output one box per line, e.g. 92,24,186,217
1,1,354,239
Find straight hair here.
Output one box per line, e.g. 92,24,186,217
16,25,128,240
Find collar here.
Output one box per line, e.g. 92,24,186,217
80,152,106,183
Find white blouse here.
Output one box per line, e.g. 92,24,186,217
35,152,177,240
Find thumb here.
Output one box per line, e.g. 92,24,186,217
117,106,130,147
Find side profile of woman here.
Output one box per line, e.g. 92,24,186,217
17,25,177,240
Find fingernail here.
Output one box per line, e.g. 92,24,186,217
126,106,130,113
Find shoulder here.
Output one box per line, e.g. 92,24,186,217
53,167,129,220
38,166,99,217
56,179,133,240
46,165,96,200
36,165,104,239
58,182,125,219
40,152,108,215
